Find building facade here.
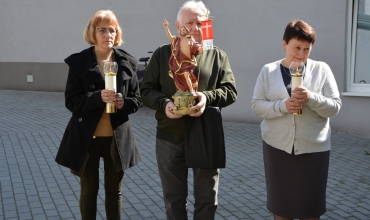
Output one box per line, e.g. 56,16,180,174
0,0,369,137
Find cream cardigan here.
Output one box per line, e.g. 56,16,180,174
251,59,341,155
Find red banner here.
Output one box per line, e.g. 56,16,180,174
201,20,213,40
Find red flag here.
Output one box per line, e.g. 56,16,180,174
201,20,213,40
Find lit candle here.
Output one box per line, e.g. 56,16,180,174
289,62,305,115
103,61,118,113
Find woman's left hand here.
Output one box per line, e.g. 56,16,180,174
292,86,310,103
115,93,124,110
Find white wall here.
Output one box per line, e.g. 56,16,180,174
1,0,369,137
0,0,181,63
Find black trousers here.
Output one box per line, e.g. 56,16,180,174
79,137,124,220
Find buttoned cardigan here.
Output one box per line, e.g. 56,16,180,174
251,59,341,155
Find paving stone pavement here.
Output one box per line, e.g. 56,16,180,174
0,90,369,220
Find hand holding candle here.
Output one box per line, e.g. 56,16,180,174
103,61,118,113
289,62,305,114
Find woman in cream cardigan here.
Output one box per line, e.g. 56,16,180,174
251,20,341,220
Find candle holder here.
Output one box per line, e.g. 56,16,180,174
289,61,305,115
103,61,118,113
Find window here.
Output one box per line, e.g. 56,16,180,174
345,0,370,96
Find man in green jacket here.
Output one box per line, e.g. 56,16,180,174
140,1,237,219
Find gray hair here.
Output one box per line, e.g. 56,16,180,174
176,0,209,22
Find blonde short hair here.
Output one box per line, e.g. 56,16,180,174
83,10,123,46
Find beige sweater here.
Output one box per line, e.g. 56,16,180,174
93,51,114,137
251,59,341,155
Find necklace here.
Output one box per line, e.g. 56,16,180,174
280,62,291,89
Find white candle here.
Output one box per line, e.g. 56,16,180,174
105,74,116,92
103,61,118,113
291,73,303,114
291,74,303,89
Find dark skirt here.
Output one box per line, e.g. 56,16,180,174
263,141,330,219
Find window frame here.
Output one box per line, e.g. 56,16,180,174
344,0,370,97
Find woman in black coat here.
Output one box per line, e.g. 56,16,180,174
55,10,141,220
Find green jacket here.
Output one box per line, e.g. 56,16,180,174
140,44,237,144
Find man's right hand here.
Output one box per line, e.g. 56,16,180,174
165,102,183,119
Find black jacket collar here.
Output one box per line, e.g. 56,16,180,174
64,46,137,80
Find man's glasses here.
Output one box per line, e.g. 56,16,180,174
96,27,117,35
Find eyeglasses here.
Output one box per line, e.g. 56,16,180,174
96,27,117,35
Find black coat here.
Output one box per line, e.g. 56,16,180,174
55,46,142,172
